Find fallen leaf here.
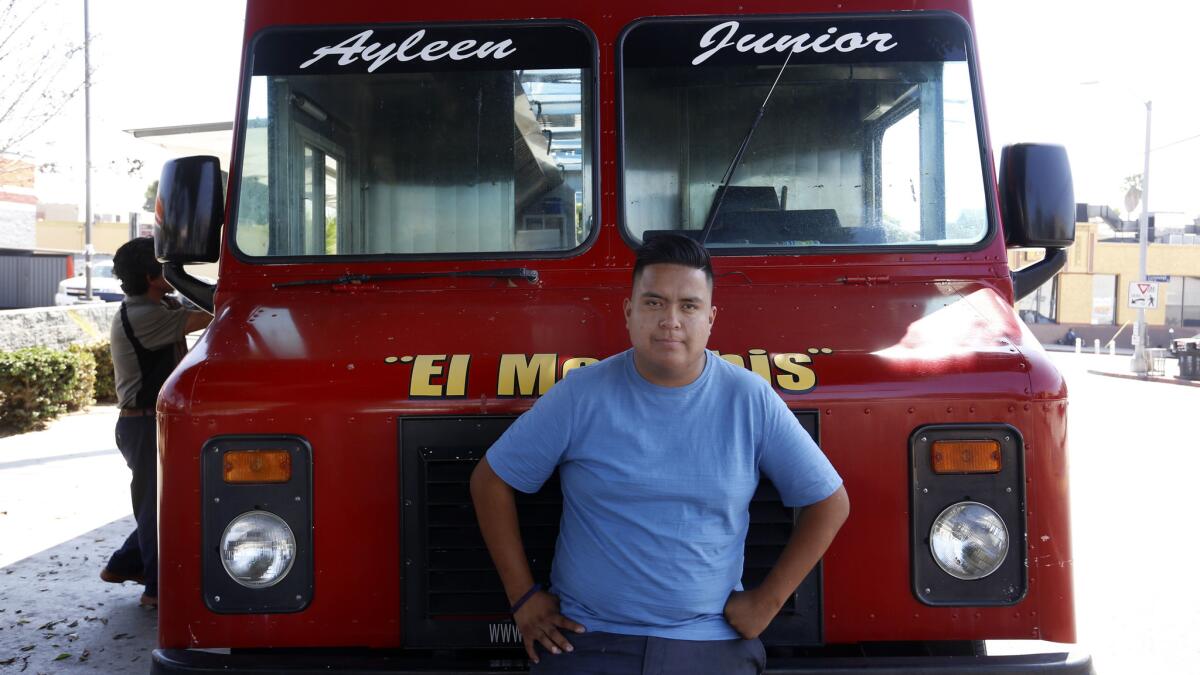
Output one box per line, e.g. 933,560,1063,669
54,653,70,661
18,644,34,652
79,649,91,662
0,657,15,666
112,632,133,640
67,620,79,628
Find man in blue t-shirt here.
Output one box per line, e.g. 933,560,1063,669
470,233,849,674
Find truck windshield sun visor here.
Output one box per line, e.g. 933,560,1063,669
620,14,992,251
272,267,540,288
233,22,596,260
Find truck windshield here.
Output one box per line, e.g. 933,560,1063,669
621,15,988,250
234,23,594,258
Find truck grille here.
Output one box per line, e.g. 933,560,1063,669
399,414,821,649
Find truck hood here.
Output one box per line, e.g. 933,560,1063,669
164,277,1057,416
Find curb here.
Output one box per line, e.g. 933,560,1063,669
1086,369,1200,388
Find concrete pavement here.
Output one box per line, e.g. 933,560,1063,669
1,406,157,673
0,517,156,673
1,406,128,568
1044,342,1200,387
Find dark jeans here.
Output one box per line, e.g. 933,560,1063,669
106,416,158,596
530,631,765,675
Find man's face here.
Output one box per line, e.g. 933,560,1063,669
623,263,716,387
147,272,171,294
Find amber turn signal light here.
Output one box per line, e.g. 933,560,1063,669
223,450,292,483
931,440,1001,474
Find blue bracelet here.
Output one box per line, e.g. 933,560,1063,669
510,583,543,614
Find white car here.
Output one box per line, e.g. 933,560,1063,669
55,260,126,305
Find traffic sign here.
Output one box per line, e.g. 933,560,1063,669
1128,281,1159,309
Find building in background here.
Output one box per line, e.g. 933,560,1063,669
0,157,74,309
1012,204,1200,347
36,211,151,255
0,157,37,250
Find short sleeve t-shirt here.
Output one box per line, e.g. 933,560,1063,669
110,295,189,409
485,349,842,641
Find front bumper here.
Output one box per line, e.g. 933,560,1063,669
152,648,1094,674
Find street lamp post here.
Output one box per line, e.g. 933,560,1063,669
82,0,93,301
1132,100,1152,375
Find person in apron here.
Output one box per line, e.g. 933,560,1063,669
99,237,210,607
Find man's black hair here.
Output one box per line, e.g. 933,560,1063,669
112,236,162,296
633,232,713,285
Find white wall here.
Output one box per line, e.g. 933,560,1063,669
0,203,36,249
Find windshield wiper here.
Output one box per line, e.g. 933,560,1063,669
698,49,797,245
273,267,539,289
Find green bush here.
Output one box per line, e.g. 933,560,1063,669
0,346,96,433
79,341,116,403
66,344,97,410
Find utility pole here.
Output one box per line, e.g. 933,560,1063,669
83,0,93,301
1132,100,1152,375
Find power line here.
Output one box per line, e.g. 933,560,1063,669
1152,131,1200,153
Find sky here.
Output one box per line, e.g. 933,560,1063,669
6,0,244,217
8,0,1200,224
973,0,1200,227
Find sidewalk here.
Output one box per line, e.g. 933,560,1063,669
1,405,158,672
1086,366,1200,387
0,406,126,568
1040,343,1200,387
0,517,157,673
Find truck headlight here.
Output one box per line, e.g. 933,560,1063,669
220,510,296,588
929,501,1008,580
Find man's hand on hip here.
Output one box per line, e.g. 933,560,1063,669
723,587,783,640
515,590,585,664
725,486,850,640
470,458,586,663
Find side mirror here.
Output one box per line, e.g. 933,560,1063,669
999,144,1075,300
154,156,224,313
155,155,224,263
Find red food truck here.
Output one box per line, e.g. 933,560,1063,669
150,0,1092,671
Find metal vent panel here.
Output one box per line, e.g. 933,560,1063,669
400,413,822,649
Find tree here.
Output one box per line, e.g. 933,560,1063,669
1122,174,1143,216
144,179,159,212
0,0,86,175
145,171,231,213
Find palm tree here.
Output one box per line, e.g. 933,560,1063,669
1122,174,1143,216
